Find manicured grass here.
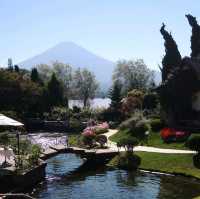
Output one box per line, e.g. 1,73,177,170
110,129,189,150
135,151,200,179
109,129,130,143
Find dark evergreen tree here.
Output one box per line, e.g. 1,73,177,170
186,14,200,58
109,81,122,110
160,23,182,81
47,73,64,108
31,68,40,82
14,65,19,73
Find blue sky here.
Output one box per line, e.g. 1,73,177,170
0,0,199,70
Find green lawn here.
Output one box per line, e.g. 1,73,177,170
109,129,130,143
135,152,200,179
147,132,188,150
110,129,189,150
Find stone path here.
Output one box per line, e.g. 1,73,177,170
103,129,196,154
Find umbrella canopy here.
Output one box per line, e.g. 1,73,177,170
0,114,24,127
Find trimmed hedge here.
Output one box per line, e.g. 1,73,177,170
150,118,164,132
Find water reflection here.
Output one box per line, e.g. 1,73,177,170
34,154,200,199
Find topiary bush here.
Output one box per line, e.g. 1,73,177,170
95,135,107,148
119,116,138,131
132,120,149,141
186,136,200,152
95,128,108,135
150,118,164,132
117,136,139,152
185,136,200,168
69,118,84,132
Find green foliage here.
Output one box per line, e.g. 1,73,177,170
186,136,200,152
46,73,64,108
99,107,122,122
68,135,82,147
73,68,99,107
117,136,138,151
27,144,41,165
69,118,84,132
121,89,144,117
94,127,108,135
10,138,32,155
108,152,141,170
186,14,200,58
0,133,10,146
113,59,154,95
45,107,71,120
132,120,148,141
82,134,96,148
109,81,122,110
119,116,139,131
150,118,164,132
14,65,20,73
142,92,159,110
31,67,41,83
0,69,45,117
160,23,182,81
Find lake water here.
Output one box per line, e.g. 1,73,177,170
33,153,200,199
69,98,111,109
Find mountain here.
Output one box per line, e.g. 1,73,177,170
18,42,115,90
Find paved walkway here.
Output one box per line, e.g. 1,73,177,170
103,129,196,154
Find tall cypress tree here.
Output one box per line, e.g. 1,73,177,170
160,23,182,81
31,68,40,82
109,81,122,110
186,14,200,58
47,73,64,108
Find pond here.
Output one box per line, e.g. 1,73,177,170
33,153,200,199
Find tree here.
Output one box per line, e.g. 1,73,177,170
160,23,182,81
37,64,52,82
0,68,45,117
31,68,40,83
14,65,20,73
7,58,13,71
73,68,98,107
186,14,200,58
109,81,122,110
46,73,64,108
113,59,154,95
52,61,72,107
121,89,144,117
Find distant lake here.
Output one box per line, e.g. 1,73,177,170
69,98,111,109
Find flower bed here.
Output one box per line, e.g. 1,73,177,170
160,128,190,143
81,122,109,148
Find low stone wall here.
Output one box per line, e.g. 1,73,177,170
0,161,47,193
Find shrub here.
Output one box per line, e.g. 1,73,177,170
117,136,138,152
28,144,41,165
95,128,108,135
0,133,10,146
69,118,84,132
82,134,96,148
142,92,158,110
132,120,149,141
160,128,175,143
119,117,138,131
95,135,107,148
150,118,164,132
185,136,200,152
